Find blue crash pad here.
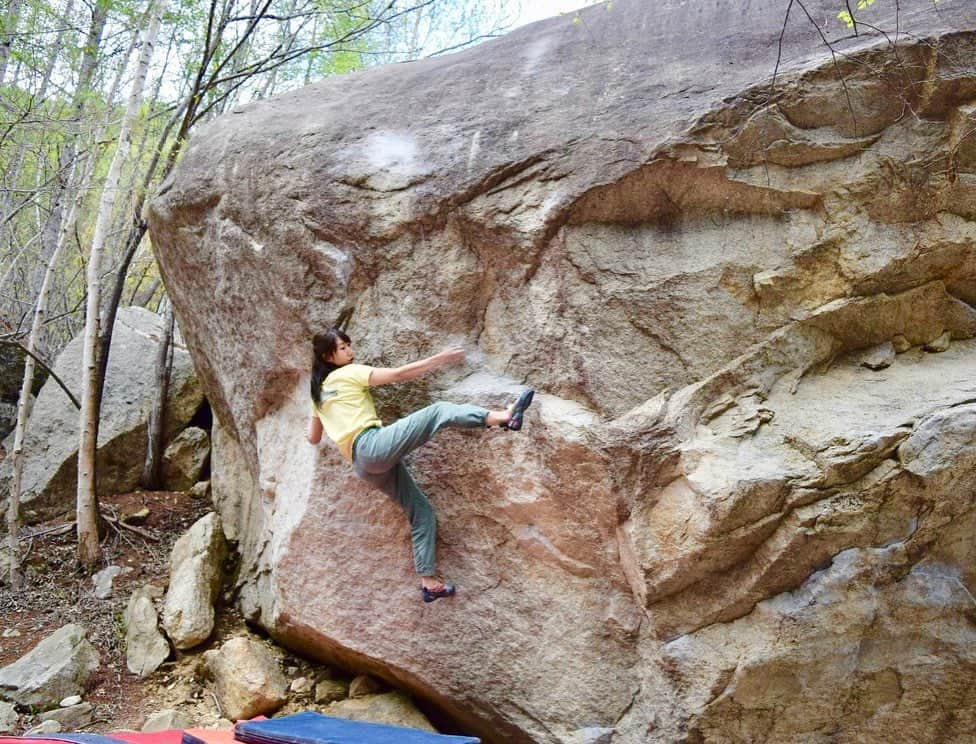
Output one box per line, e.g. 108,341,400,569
235,711,480,744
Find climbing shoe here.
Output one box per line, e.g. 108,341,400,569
502,388,535,431
422,583,456,603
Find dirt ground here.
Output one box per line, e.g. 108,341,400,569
0,489,324,734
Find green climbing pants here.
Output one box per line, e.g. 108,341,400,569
351,401,489,576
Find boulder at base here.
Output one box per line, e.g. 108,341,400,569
0,624,100,710
142,709,191,732
148,0,976,741
0,306,203,523
324,692,436,732
203,636,288,721
161,512,227,650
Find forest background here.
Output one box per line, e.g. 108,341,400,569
0,0,599,580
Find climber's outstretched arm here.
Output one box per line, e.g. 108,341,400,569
368,346,466,387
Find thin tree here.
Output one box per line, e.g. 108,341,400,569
141,301,174,489
77,0,169,567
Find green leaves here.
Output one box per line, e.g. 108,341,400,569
836,0,939,29
837,0,878,29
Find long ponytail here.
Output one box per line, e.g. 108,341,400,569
310,328,351,404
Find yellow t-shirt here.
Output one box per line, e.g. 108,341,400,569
313,364,382,460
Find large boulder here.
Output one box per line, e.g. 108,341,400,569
0,624,100,710
147,1,976,741
161,512,227,649
0,307,204,523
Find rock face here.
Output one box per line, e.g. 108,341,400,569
162,512,227,649
0,307,204,523
0,624,100,710
147,1,976,742
203,637,288,721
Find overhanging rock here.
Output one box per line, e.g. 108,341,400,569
148,1,976,741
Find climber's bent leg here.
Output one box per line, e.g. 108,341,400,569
353,401,488,473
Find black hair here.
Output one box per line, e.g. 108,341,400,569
310,328,351,404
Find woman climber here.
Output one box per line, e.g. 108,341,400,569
306,328,534,603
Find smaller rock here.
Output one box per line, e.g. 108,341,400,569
142,709,192,732
162,427,211,491
891,334,912,353
27,719,63,735
190,481,212,500
856,341,895,371
0,701,18,734
290,677,314,695
39,702,94,729
324,691,434,731
314,678,349,705
203,636,288,721
121,507,151,525
1,629,21,638
60,695,83,707
348,674,383,698
93,565,133,599
923,331,951,353
126,584,171,677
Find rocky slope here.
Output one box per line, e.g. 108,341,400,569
148,0,976,741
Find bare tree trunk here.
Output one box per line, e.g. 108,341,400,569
142,302,173,489
77,0,167,568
